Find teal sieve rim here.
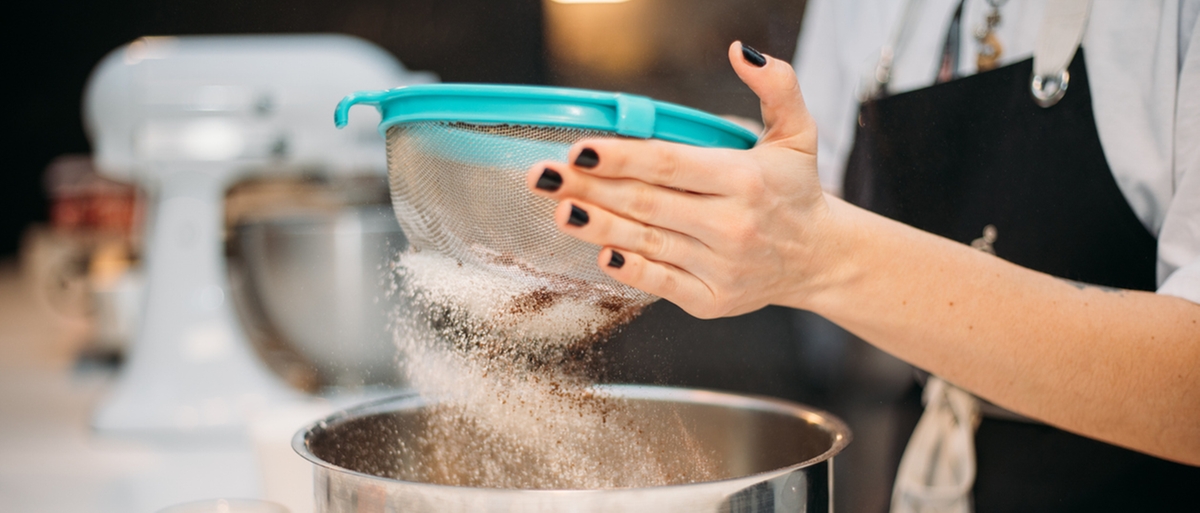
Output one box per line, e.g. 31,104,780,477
334,83,759,150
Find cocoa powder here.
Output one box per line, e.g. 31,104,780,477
388,251,718,489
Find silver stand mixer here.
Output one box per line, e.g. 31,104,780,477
83,34,435,439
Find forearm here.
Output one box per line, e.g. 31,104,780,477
800,195,1200,465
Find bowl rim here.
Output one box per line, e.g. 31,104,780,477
290,383,852,494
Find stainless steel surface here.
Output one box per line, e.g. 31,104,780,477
229,204,408,389
293,385,851,512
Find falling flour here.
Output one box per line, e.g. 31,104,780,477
388,251,719,489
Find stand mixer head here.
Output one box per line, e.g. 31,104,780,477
83,34,436,439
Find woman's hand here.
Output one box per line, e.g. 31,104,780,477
526,42,833,318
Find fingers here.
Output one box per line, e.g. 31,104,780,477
539,180,731,319
551,199,709,270
543,42,813,199
559,139,746,195
727,41,817,149
511,41,820,322
528,162,722,241
596,248,724,319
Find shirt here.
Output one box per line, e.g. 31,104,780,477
793,0,1200,304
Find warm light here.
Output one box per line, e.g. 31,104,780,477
544,0,650,79
551,0,630,3
123,36,178,65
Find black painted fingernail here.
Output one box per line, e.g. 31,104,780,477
536,168,562,192
575,148,599,168
741,43,767,67
607,250,625,269
568,204,589,226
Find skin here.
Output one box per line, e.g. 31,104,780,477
525,42,1200,466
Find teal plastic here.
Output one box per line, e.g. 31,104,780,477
334,84,758,150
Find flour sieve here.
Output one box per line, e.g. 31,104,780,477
335,84,758,308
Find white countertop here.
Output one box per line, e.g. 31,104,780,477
0,260,266,513
0,261,319,513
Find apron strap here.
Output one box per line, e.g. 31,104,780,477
1031,0,1093,107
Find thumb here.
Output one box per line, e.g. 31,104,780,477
728,41,816,150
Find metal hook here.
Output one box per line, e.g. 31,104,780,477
1030,69,1069,108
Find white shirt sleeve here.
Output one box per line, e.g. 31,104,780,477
792,0,869,197
1157,14,1200,305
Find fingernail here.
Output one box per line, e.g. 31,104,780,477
575,148,599,168
607,250,625,269
536,168,562,192
568,204,590,226
741,43,767,67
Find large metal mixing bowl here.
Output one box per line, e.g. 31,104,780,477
228,204,408,389
293,385,851,512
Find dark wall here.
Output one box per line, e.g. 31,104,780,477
544,0,807,120
2,0,546,258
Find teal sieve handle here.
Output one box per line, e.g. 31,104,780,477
333,84,758,150
334,90,391,129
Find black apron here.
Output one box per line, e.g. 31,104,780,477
844,50,1200,511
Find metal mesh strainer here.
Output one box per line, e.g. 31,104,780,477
386,121,646,304
335,85,758,307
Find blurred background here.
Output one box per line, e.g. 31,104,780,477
3,0,808,260
0,1,924,512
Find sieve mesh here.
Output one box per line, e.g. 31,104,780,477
386,121,656,307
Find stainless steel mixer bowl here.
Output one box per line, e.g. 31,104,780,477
228,204,408,389
293,385,851,513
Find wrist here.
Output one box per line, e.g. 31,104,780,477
780,193,866,313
